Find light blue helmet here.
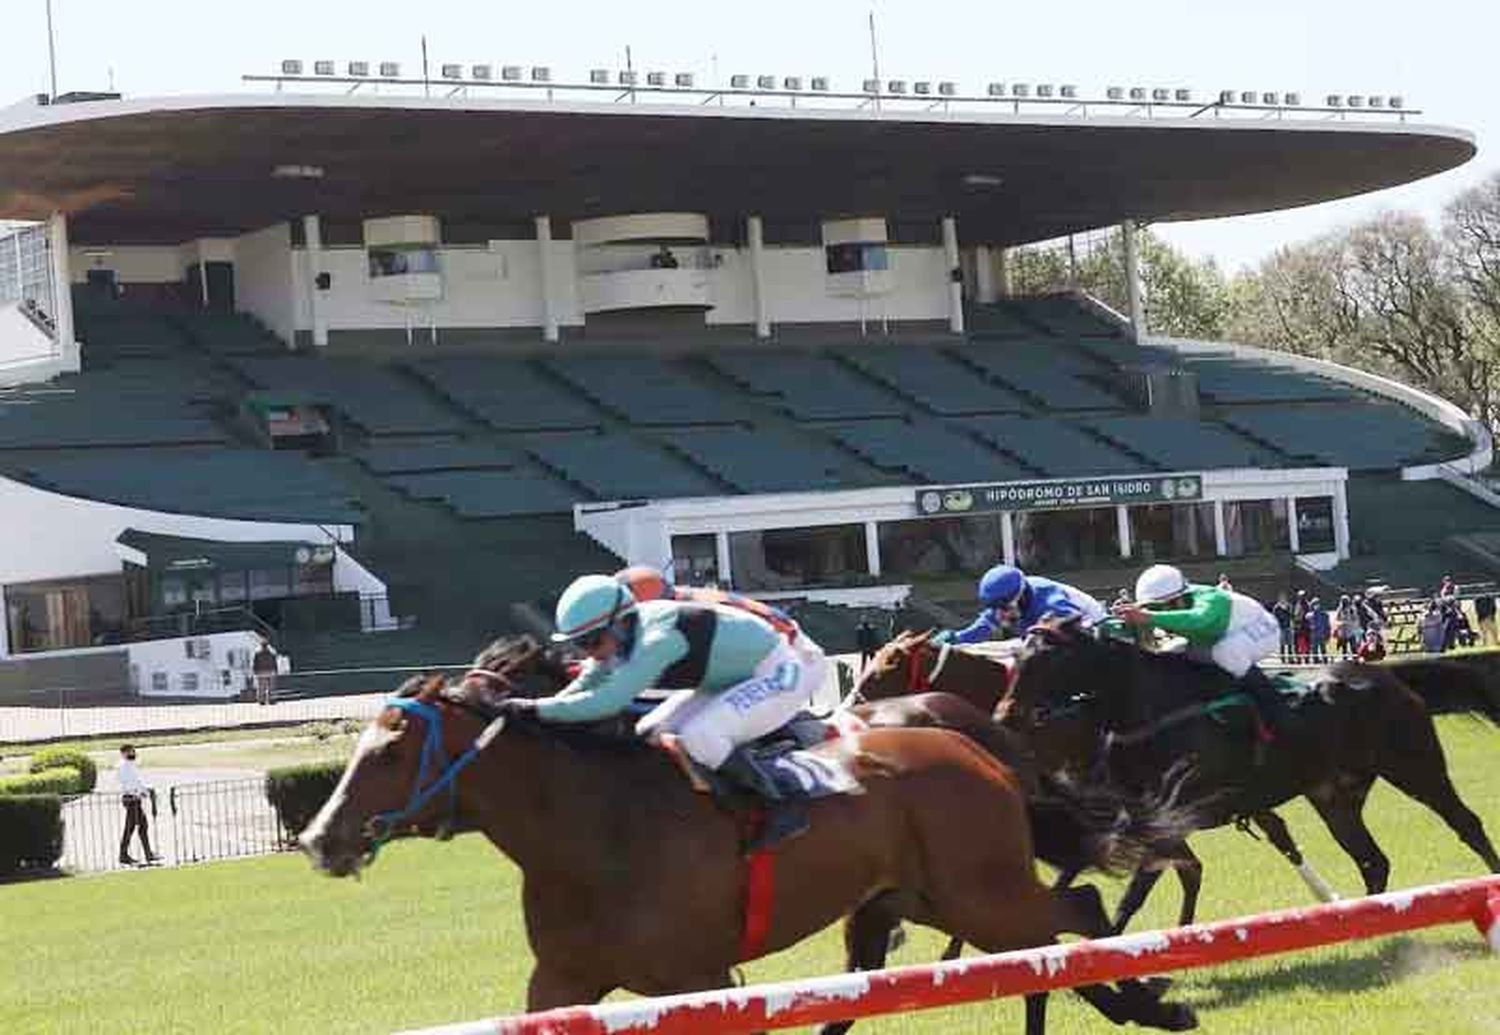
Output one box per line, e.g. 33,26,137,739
978,564,1027,607
553,574,637,643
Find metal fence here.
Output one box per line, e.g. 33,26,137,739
59,777,291,873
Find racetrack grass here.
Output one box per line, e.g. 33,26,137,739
3,717,1497,1034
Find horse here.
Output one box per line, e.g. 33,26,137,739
300,634,1198,1035
990,619,1500,930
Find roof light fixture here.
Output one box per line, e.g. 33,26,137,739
348,61,369,77
646,71,666,86
313,60,335,76
281,60,303,76
589,69,609,84
887,79,907,94
783,76,802,91
675,72,695,88
470,64,492,81
501,65,522,81
732,74,752,89
757,75,776,89
986,82,1006,96
378,61,400,78
440,64,462,80
810,76,830,91
531,66,551,82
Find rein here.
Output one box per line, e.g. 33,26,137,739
1103,692,1253,749
905,640,954,693
363,694,508,861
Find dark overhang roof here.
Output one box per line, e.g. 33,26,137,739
0,94,1475,246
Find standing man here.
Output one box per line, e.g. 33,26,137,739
117,745,160,866
252,636,279,706
855,614,879,672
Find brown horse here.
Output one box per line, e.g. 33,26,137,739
300,635,1197,1035
985,620,1500,930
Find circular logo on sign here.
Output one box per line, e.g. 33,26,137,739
919,491,942,515
1159,478,1177,500
1177,478,1199,498
295,547,312,564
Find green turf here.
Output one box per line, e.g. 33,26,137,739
2,718,1497,1034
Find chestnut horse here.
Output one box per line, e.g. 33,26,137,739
301,635,1196,1035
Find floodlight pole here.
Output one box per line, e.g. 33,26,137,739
45,0,59,100
867,11,882,112
1122,220,1146,342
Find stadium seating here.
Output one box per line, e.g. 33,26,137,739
74,312,188,361
957,345,1126,410
175,312,287,356
384,469,582,517
1186,357,1353,403
835,346,1030,415
824,419,1034,483
542,356,730,425
1002,295,1125,338
1219,403,1468,470
234,356,468,437
527,432,721,499
706,351,909,420
957,415,1148,477
1084,415,1283,470
664,426,870,493
0,394,227,448
410,357,604,431
355,439,520,474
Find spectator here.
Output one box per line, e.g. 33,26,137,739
1271,593,1295,662
1215,573,1233,592
1437,575,1458,602
252,636,279,706
1440,598,1476,651
1334,595,1363,658
855,615,879,671
1308,597,1331,662
1293,590,1312,660
1356,628,1387,662
1420,602,1447,654
117,745,160,866
1473,592,1497,647
649,244,679,270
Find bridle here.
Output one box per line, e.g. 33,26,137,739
361,669,514,859
904,638,956,694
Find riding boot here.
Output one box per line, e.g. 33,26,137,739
1238,667,1283,762
717,748,810,853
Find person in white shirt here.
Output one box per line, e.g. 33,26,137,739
117,745,160,865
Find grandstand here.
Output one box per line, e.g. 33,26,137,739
0,79,1491,685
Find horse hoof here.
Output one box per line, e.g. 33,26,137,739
1161,1003,1199,1031
1143,975,1175,997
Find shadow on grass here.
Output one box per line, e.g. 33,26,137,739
1189,936,1490,1011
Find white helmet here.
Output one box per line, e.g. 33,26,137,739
1135,564,1189,605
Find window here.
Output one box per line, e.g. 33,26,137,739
1129,502,1218,562
1224,499,1291,556
3,574,126,653
1015,508,1121,570
670,534,719,587
728,525,868,592
218,571,249,604
368,247,439,278
825,242,889,275
878,514,1005,578
1297,497,1337,553
249,568,291,601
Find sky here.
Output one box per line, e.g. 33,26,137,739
3,0,1496,272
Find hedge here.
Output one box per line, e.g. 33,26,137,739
265,761,344,840
0,767,86,796
0,794,64,876
29,746,98,792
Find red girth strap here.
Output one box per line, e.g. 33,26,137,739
737,811,778,962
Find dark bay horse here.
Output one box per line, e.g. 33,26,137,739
992,620,1500,929
300,635,1197,1035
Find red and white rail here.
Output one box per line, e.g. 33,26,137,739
405,875,1500,1035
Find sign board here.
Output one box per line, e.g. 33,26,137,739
916,474,1204,516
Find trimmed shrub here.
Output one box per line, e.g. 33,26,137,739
28,746,98,792
265,761,344,840
0,794,64,876
0,767,85,796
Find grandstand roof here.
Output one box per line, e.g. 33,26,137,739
0,94,1474,246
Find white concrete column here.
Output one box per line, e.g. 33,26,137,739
1287,497,1301,553
46,212,76,366
1116,505,1133,560
974,244,999,304
864,520,882,578
535,215,559,343
941,215,964,334
996,246,1012,299
1000,512,1016,566
1122,220,1146,343
199,254,210,309
715,531,733,589
1213,499,1228,557
1333,484,1351,560
302,215,328,348
747,214,770,338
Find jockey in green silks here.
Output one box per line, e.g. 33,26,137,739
498,574,827,851
1113,564,1287,731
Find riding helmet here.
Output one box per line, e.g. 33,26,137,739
977,564,1027,607
1135,564,1189,605
553,574,638,643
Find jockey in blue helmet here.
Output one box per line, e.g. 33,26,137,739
938,564,1106,645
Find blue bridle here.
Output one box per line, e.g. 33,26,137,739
363,694,507,860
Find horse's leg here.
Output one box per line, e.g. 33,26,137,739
1307,779,1390,895
1171,845,1203,928
525,961,611,1012
818,891,905,1035
1109,864,1165,935
939,862,1081,964
1251,809,1340,902
1376,724,1500,872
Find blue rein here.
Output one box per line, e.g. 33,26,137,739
364,696,506,859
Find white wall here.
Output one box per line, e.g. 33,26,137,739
0,473,355,658
69,245,185,284
710,245,949,326
130,629,261,698
236,224,297,344
0,302,58,373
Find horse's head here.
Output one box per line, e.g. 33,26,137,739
299,635,570,877
994,617,1115,764
853,629,940,702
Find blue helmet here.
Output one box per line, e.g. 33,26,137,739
552,574,637,643
977,565,1027,608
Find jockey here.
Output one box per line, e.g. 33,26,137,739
615,565,836,714
1114,563,1285,728
501,573,828,850
938,564,1107,645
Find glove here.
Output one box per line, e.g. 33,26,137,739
930,629,954,646
496,697,539,719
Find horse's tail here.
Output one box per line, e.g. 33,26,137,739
1027,763,1198,877
1378,656,1500,725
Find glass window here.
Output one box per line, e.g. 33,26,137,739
161,577,188,608
368,247,439,278
249,567,292,601
825,242,889,275
1014,508,1121,571
670,534,719,587
1129,502,1218,562
219,571,249,604
728,525,868,592
293,560,334,597
1297,496,1337,553
877,514,1005,579
3,575,126,653
1224,499,1291,556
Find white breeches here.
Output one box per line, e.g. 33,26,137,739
635,640,823,769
